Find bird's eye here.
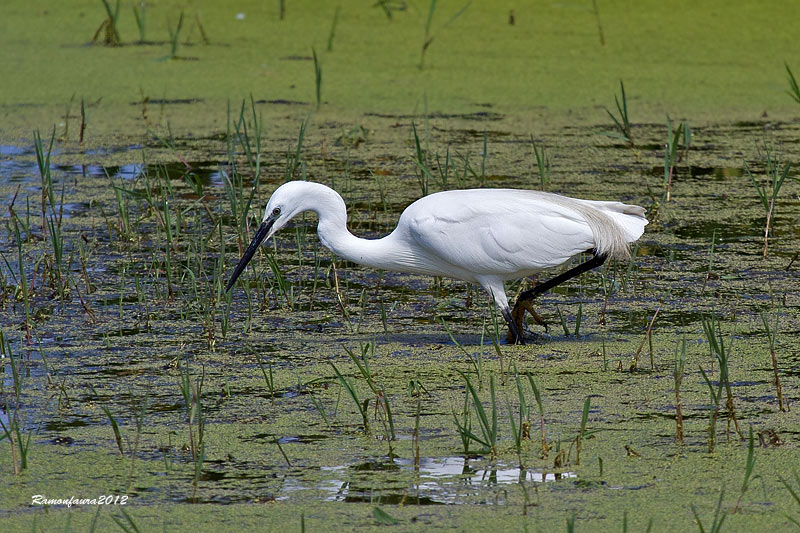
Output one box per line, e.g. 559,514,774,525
272,207,281,217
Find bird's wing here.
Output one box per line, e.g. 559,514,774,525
401,189,596,279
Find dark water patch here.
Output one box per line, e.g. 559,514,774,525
733,121,769,129
673,220,757,242
28,159,228,188
43,418,90,431
242,434,329,445
647,165,745,180
432,127,511,139
110,160,226,187
580,166,632,176
255,98,309,106
606,309,707,332
364,111,503,121
177,132,229,142
233,344,280,358
0,159,222,188
56,202,91,218
334,491,444,505
148,402,184,413
98,162,142,179
99,365,150,377
49,436,76,446
351,458,402,473
198,470,227,482
598,143,664,150
703,380,768,387
740,395,782,404
636,243,691,260
98,327,144,338
129,98,205,105
94,295,140,306
688,166,744,179
277,435,329,444
635,411,710,421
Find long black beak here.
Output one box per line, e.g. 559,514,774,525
225,219,274,292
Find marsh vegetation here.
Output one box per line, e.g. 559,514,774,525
1,1,799,530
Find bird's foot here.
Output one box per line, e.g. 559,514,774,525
505,299,548,344
521,299,548,333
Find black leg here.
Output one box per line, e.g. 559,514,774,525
501,306,525,345
521,250,607,301
510,250,608,337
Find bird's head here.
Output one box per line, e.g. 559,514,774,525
225,181,323,292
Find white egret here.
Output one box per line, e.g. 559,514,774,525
226,181,647,343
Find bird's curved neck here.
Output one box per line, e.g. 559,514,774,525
312,190,397,270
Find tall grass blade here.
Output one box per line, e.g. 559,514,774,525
312,47,322,110
603,81,633,146
786,62,800,104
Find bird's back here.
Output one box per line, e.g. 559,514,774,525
396,188,647,282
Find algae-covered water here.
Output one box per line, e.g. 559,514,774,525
2,1,800,531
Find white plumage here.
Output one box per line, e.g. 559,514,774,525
227,181,647,343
